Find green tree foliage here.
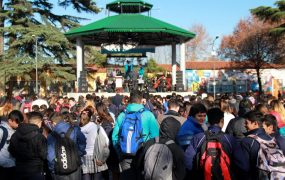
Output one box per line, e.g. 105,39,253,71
84,46,107,67
0,0,101,94
251,0,285,35
145,58,166,74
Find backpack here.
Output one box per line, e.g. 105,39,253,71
195,131,232,180
119,108,145,156
0,126,8,151
52,126,80,175
144,137,174,180
94,125,110,172
248,134,285,179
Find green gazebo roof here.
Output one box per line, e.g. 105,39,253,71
65,14,195,46
106,0,153,13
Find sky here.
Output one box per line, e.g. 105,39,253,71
55,0,277,45
54,0,278,63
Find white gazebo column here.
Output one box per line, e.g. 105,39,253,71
180,43,186,90
76,37,84,83
171,43,176,90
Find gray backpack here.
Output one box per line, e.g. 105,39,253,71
249,134,285,179
93,125,110,173
144,137,174,180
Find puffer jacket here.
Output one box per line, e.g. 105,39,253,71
176,116,206,150
9,123,47,174
0,121,16,168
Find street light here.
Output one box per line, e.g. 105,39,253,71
211,36,219,100
32,35,38,95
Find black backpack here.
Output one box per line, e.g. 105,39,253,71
0,126,8,150
52,126,80,175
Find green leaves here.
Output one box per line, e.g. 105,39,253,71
0,0,101,94
251,0,285,35
145,58,166,73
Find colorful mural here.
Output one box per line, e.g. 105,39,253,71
186,69,284,96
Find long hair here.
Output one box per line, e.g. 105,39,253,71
96,101,113,123
220,100,232,114
0,102,13,117
270,100,285,122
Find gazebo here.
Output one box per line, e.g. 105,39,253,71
65,0,195,92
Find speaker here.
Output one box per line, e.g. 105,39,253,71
176,71,183,84
176,84,184,92
78,70,88,92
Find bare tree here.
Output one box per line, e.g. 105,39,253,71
219,16,285,93
185,24,212,61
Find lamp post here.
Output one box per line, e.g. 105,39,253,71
211,36,219,100
32,35,38,95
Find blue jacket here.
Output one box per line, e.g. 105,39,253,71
124,63,133,73
47,121,86,173
177,116,205,150
240,128,279,179
112,103,159,155
184,126,249,174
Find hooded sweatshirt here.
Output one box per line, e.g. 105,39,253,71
137,117,186,180
9,123,47,174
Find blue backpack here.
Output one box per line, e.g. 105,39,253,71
119,108,145,156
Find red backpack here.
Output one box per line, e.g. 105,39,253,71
195,131,233,180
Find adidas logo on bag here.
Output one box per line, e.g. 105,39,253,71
61,146,68,169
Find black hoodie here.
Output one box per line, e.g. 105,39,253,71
137,117,186,180
9,123,47,174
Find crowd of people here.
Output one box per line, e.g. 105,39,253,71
0,90,285,180
95,61,172,93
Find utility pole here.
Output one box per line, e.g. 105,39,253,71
32,35,38,96
211,36,219,100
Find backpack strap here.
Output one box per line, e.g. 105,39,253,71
165,140,175,145
248,134,277,148
97,124,100,135
154,137,175,145
197,135,206,149
65,126,74,138
155,136,159,143
204,130,232,155
248,134,263,149
205,130,223,141
120,108,145,131
0,126,8,150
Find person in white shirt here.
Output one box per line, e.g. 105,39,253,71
221,100,235,132
80,108,109,180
